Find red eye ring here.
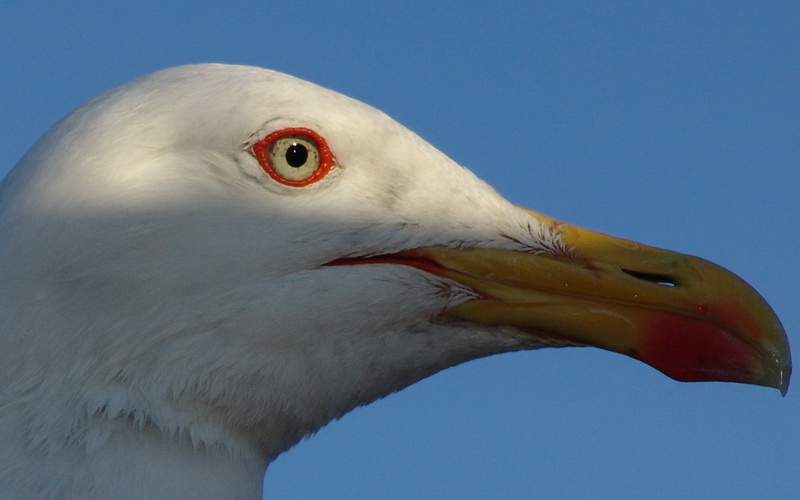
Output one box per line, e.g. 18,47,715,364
252,127,335,187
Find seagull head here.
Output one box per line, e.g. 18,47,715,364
0,64,790,466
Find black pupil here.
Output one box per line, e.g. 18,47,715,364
285,142,308,168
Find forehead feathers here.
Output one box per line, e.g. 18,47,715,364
6,64,561,257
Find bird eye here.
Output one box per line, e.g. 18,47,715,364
252,128,335,186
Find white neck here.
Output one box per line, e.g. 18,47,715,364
0,417,268,500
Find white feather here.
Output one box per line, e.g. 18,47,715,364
0,64,561,499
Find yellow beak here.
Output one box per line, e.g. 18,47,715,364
400,211,791,394
328,209,791,394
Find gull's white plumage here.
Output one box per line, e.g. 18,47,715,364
0,65,561,499
3,63,790,500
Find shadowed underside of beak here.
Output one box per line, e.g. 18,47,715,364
331,211,791,395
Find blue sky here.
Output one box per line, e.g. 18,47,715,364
1,2,798,498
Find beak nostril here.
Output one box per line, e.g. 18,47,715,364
622,269,678,287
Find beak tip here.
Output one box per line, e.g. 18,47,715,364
637,310,793,395
757,322,791,396
777,358,791,397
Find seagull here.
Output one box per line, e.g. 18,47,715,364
0,64,791,500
